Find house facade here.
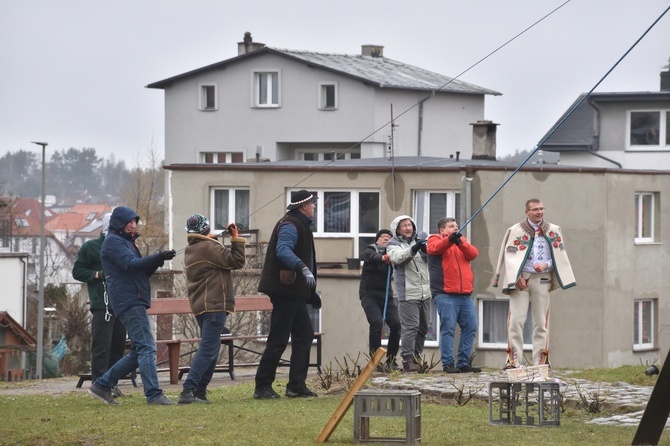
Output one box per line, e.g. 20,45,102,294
147,34,500,164
163,158,670,369
542,65,670,170
151,35,670,369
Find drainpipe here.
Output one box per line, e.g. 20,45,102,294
587,98,622,168
464,176,473,240
417,101,424,156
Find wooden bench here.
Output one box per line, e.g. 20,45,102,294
147,295,324,384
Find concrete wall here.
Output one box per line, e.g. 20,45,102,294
166,165,670,369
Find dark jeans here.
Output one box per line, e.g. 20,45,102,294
255,295,314,390
360,294,401,359
90,309,126,382
94,305,163,403
183,312,227,392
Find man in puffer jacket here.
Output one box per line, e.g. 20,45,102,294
178,214,246,404
386,215,431,372
88,206,177,406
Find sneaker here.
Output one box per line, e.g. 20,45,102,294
285,386,318,398
253,387,281,400
111,386,124,398
88,383,120,406
178,390,196,405
458,364,482,373
148,394,175,405
194,389,211,404
443,364,461,374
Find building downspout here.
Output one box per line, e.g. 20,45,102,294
587,98,622,169
417,101,424,156
464,176,473,240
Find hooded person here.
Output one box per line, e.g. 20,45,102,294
178,214,246,404
386,215,431,372
72,212,127,390
88,206,177,406
359,228,401,371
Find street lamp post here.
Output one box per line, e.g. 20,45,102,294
31,141,47,379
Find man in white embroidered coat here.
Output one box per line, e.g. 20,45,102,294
493,199,576,368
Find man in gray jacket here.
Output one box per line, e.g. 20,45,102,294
386,215,431,372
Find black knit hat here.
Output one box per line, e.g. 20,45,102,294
375,229,393,242
287,190,317,210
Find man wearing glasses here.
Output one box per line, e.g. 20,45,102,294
494,199,576,369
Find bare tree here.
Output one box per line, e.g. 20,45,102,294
120,142,167,256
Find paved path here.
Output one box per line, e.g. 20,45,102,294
371,369,662,427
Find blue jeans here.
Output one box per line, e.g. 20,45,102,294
93,305,163,403
434,294,477,368
183,312,227,392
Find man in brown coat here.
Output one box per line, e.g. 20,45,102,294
178,214,246,404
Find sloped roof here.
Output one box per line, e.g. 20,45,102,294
147,47,500,96
542,91,670,152
0,311,36,348
46,204,111,234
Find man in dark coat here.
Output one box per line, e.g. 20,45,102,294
88,206,176,406
359,229,401,372
72,213,126,394
254,190,320,399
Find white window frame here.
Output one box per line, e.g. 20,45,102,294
296,149,360,161
210,187,250,231
201,152,245,164
627,109,669,150
478,297,533,350
318,82,338,110
633,299,655,351
634,192,658,243
199,83,218,111
252,71,280,108
413,190,461,235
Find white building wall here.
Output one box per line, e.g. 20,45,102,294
0,255,28,326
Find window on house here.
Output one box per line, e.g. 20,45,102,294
319,83,337,110
478,298,533,349
199,84,218,111
413,191,461,234
297,150,361,161
0,215,10,248
211,188,250,231
629,110,669,149
288,189,379,258
253,71,279,107
202,152,245,164
634,192,660,243
634,299,655,350
86,212,97,221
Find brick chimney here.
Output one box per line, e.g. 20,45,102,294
661,58,670,91
361,44,384,58
470,120,499,160
238,32,266,56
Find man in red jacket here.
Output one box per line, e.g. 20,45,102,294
426,218,480,374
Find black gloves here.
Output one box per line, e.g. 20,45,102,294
448,232,462,246
308,291,322,310
411,239,427,255
159,249,177,260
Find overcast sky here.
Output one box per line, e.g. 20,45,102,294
1,1,668,165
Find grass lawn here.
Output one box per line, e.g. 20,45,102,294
1,374,667,445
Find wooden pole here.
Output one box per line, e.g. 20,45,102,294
632,351,670,445
316,347,386,443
